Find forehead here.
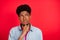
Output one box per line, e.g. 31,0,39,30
20,11,29,15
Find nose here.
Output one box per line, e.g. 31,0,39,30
23,16,26,21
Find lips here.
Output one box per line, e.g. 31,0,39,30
23,21,28,24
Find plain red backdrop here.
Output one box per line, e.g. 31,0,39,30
0,0,60,40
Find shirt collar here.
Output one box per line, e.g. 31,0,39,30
18,24,33,32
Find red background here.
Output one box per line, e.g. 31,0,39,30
0,0,60,40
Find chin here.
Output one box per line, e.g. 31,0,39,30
22,22,28,24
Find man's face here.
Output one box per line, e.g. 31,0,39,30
18,11,31,24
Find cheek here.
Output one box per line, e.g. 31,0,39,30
19,17,23,21
26,16,30,20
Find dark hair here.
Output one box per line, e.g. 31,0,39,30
16,4,31,16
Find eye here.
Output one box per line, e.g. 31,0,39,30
25,14,29,16
20,15,23,17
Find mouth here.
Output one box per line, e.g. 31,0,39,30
23,21,28,24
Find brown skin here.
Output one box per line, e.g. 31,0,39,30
18,11,31,40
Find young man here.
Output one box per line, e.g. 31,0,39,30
8,4,43,40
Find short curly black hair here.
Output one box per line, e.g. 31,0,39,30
16,4,31,16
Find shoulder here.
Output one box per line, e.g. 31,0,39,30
32,25,43,40
32,25,42,33
9,26,19,34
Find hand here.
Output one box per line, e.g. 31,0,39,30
18,24,29,40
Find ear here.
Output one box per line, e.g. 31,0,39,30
18,16,20,20
30,15,31,19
